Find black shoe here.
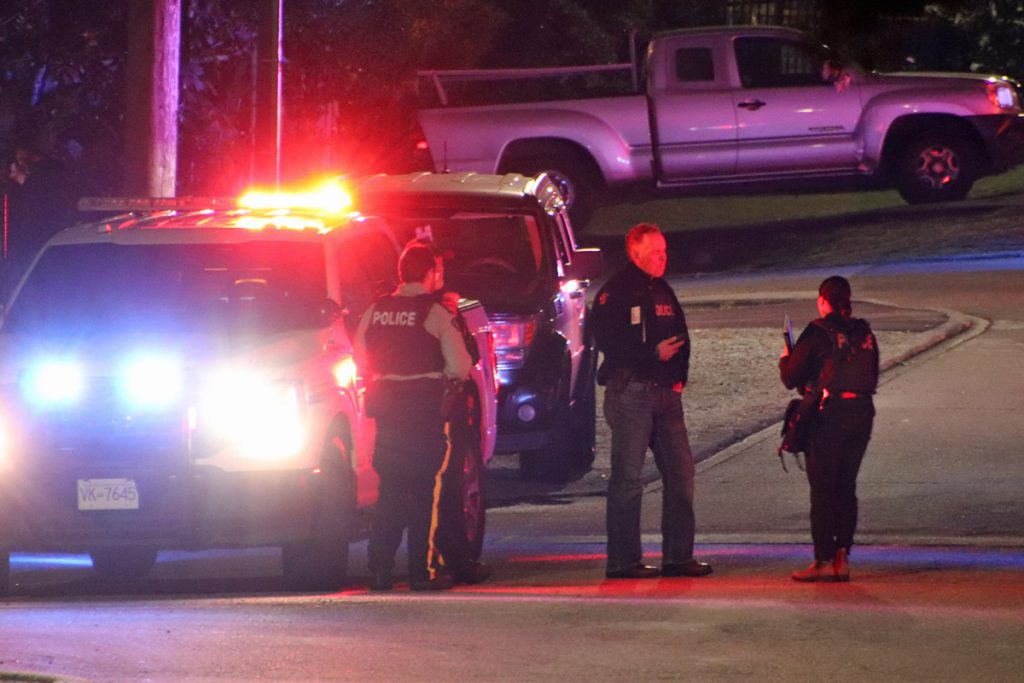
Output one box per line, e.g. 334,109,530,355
410,574,455,592
369,569,394,592
661,560,713,577
605,564,661,579
453,560,493,585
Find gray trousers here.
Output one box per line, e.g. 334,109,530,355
604,381,696,573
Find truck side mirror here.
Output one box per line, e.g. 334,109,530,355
569,247,603,281
320,298,344,323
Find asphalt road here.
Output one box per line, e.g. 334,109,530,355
3,210,1024,681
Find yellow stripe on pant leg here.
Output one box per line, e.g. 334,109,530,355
426,421,453,581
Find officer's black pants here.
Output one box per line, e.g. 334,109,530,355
804,398,874,562
367,379,447,583
434,386,479,573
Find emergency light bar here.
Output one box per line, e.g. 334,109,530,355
239,180,352,214
78,196,237,212
78,179,353,216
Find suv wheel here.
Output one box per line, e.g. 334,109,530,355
461,415,487,562
519,358,580,483
89,547,159,582
282,418,355,591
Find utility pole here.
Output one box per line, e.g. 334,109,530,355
124,0,181,197
254,0,284,187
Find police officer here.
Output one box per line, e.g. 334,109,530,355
355,240,472,591
779,276,879,582
592,222,712,579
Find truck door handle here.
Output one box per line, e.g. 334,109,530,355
737,99,766,111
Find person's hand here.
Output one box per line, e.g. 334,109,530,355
656,335,685,362
440,291,460,314
780,345,790,359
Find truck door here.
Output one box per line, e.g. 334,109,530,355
650,38,738,181
731,35,863,175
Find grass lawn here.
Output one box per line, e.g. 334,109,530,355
585,165,1024,236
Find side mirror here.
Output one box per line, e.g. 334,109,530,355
569,247,603,281
320,298,345,323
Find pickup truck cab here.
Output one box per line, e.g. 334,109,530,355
0,187,497,593
416,26,1024,224
357,172,602,482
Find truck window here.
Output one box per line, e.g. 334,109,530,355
675,48,715,83
734,37,827,89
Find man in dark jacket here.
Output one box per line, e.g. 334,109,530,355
592,223,712,580
779,275,879,582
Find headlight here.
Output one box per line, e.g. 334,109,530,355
21,359,85,407
119,354,184,409
198,368,307,461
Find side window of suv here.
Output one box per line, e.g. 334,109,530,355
336,226,399,332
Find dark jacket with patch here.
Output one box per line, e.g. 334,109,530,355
592,261,690,388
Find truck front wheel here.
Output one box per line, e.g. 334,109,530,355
897,133,977,204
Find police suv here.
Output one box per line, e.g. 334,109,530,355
0,184,497,593
357,172,602,481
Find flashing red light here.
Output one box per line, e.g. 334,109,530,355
238,179,353,215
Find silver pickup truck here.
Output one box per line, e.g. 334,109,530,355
416,25,1024,224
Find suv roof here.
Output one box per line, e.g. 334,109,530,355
357,172,567,214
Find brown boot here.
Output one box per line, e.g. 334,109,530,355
833,548,850,582
791,560,832,582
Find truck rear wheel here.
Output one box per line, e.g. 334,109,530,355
500,150,598,228
897,132,977,204
282,419,354,591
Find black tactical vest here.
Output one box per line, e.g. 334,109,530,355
365,294,445,376
814,317,878,395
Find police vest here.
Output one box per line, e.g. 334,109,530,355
365,294,445,376
813,317,878,395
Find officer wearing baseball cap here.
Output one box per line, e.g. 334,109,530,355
355,240,472,591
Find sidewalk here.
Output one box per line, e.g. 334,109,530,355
690,268,1024,547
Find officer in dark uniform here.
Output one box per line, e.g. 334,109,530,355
355,241,472,591
779,275,879,582
592,222,712,580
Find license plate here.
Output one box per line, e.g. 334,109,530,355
77,478,140,511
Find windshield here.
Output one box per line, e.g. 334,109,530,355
384,211,548,280
3,241,328,337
